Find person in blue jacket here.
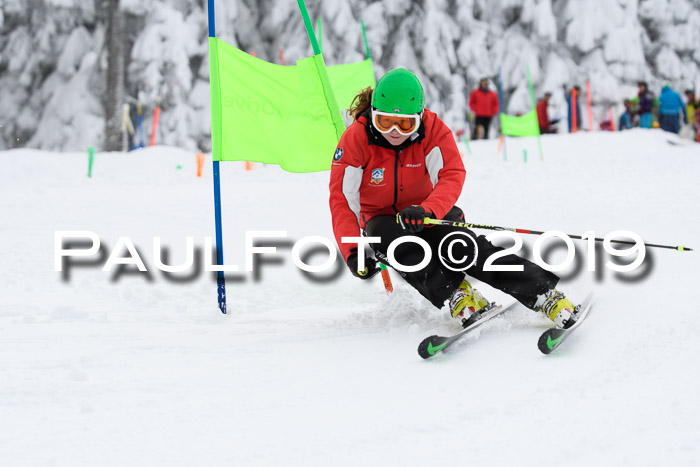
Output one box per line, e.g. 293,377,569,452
658,84,687,134
619,99,636,130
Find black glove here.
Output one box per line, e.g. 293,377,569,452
397,205,428,234
346,253,380,280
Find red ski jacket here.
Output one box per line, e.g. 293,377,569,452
329,109,466,261
469,89,500,117
537,99,550,131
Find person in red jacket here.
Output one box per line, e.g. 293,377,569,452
468,78,500,139
536,92,557,133
329,68,580,329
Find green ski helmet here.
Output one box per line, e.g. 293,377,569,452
372,68,425,115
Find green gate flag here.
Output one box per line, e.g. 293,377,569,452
326,58,376,112
500,109,540,137
209,37,345,173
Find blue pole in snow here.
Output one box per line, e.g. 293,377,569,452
208,0,227,314
208,0,215,38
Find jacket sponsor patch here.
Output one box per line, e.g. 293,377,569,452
333,147,344,161
370,168,385,184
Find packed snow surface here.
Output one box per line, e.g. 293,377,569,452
1,129,699,466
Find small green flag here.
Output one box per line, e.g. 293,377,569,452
500,109,540,137
208,37,345,173
326,59,376,113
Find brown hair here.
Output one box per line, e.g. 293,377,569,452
348,87,373,121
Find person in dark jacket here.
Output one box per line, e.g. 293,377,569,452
329,68,581,331
468,79,500,139
566,86,582,132
686,89,698,141
637,81,654,128
658,85,687,134
685,89,696,125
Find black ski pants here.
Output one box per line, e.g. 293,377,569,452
472,116,493,139
364,206,559,310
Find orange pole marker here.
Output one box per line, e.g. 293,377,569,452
278,48,287,66
150,105,160,146
609,108,616,131
379,264,393,294
586,81,593,131
196,152,205,177
245,161,254,171
497,135,504,152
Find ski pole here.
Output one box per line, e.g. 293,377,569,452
423,218,693,252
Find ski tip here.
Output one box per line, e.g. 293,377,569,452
417,335,449,360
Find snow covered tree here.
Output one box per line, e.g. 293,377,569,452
104,0,125,151
1,0,699,151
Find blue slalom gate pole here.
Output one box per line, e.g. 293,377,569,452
208,0,227,314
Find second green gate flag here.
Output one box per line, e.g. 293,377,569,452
500,110,540,137
209,37,345,173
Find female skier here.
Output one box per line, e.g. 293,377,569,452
329,68,579,329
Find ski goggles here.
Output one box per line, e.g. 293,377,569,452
371,109,422,135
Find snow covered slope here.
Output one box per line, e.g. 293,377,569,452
1,129,699,466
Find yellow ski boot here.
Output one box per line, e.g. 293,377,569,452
449,279,492,328
536,289,577,329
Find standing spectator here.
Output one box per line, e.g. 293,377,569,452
619,99,635,130
536,92,556,133
685,89,696,128
658,84,687,134
637,81,655,128
685,89,699,141
566,86,582,132
468,78,499,139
